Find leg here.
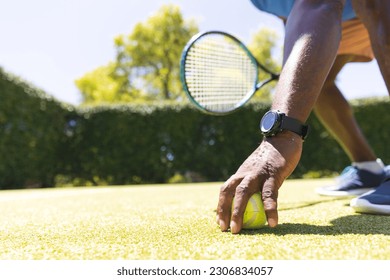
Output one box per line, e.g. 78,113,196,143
315,55,387,197
352,0,390,94
313,55,377,162
348,0,390,214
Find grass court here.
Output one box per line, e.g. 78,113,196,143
0,178,389,260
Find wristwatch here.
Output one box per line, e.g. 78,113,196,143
260,110,309,140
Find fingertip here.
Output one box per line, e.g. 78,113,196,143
263,200,278,228
267,217,278,228
219,219,229,232
230,221,241,234
264,207,278,228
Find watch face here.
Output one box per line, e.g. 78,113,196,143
261,111,278,133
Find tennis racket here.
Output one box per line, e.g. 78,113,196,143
180,31,279,115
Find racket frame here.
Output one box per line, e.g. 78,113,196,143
180,31,279,115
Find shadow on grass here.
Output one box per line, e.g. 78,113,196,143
241,214,390,236
279,197,348,211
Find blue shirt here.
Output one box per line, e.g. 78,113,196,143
250,0,356,21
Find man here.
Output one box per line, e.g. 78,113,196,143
253,0,388,198
216,0,390,234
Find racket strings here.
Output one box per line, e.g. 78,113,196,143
183,34,257,113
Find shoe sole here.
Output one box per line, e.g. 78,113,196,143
350,197,390,215
316,187,374,197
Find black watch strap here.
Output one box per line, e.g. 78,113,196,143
281,114,309,140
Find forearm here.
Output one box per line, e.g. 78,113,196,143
272,0,345,123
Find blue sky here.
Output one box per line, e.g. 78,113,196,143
0,0,387,104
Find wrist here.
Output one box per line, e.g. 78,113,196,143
260,110,309,140
263,129,304,143
261,130,304,157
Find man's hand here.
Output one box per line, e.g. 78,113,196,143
216,131,303,233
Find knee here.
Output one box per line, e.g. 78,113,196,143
317,80,339,105
322,79,336,93
371,17,390,50
353,1,382,18
353,1,390,46
377,25,390,50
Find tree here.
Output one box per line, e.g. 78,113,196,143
75,62,144,104
76,5,280,104
115,4,198,101
76,4,198,104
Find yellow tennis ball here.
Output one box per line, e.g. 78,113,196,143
233,192,267,229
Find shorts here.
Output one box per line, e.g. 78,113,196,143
339,19,374,62
250,0,374,62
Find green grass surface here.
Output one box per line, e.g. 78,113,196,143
0,179,389,260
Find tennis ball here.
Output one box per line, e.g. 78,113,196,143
232,192,267,229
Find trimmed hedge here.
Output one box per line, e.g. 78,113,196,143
68,100,389,185
1,67,389,189
65,103,266,185
0,68,73,188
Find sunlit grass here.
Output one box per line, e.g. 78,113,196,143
0,179,389,260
